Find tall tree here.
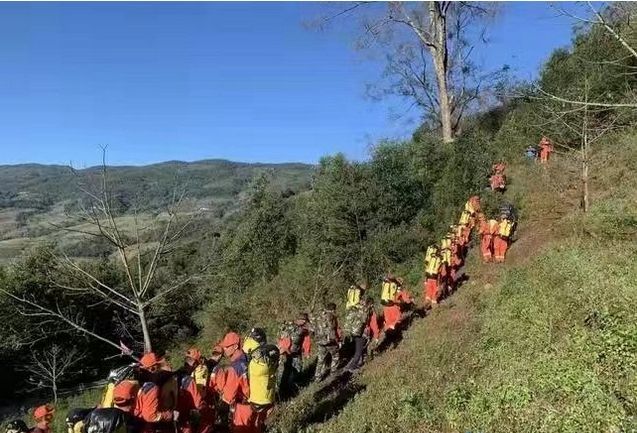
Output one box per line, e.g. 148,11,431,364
324,2,500,143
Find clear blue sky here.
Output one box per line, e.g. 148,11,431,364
0,2,576,166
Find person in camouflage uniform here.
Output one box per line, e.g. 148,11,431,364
277,313,310,399
312,302,341,382
343,297,379,372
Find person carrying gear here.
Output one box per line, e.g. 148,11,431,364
494,214,514,263
181,348,214,433
525,145,538,160
175,370,204,433
439,234,454,297
464,195,481,216
380,274,398,306
278,314,311,399
242,328,280,433
346,283,367,310
449,236,463,293
208,332,252,433
489,171,506,192
382,277,414,332
134,353,178,433
477,213,492,262
423,245,442,305
32,404,55,433
539,136,554,164
492,162,506,175
343,296,379,372
311,303,341,382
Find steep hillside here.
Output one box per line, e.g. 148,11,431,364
268,134,637,433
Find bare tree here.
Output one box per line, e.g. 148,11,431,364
533,78,626,212
322,2,500,143
21,344,85,402
1,151,209,353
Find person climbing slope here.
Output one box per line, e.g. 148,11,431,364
423,245,442,306
312,303,342,382
31,404,55,433
494,213,515,263
539,136,554,164
343,296,379,372
278,313,311,398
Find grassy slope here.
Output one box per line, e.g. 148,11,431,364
269,134,637,433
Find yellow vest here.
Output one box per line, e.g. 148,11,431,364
442,249,452,265
346,286,362,309
459,210,471,225
192,363,209,388
425,255,441,275
488,219,499,234
499,220,513,237
381,281,398,303
424,246,437,264
441,237,451,250
464,201,475,215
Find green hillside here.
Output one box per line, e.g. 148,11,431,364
0,160,312,261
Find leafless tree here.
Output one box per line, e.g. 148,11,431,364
1,150,209,354
540,2,637,108
21,344,85,402
320,2,501,143
534,79,627,212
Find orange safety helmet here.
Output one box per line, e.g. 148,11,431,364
113,381,138,405
33,404,55,420
139,352,163,369
220,332,241,348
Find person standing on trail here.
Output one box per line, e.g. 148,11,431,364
343,296,379,373
539,136,554,164
278,313,311,398
312,303,342,382
134,353,179,433
490,163,507,193
209,332,253,433
423,245,442,306
477,213,493,262
494,213,515,263
31,404,55,433
180,348,214,433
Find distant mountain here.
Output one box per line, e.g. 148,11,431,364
0,159,314,211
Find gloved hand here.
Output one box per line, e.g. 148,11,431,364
172,410,180,422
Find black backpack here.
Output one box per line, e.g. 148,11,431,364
82,408,128,433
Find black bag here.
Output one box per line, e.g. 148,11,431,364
82,408,127,433
5,420,28,433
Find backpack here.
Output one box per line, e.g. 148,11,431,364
344,304,369,338
380,280,397,305
346,286,363,310
247,344,280,406
82,408,128,433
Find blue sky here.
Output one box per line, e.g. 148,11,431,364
0,2,577,166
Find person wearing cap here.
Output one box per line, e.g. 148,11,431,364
181,348,215,433
113,380,139,413
209,332,253,433
32,404,55,433
134,352,178,433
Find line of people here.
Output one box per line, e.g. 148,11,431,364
16,166,519,433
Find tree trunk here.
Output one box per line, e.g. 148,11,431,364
582,159,589,213
428,1,454,144
138,305,153,353
52,382,58,403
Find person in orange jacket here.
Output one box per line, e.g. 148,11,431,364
539,136,554,164
181,348,214,433
176,372,204,433
382,278,413,332
209,332,256,433
477,213,494,262
494,214,514,263
423,245,442,306
134,353,177,433
489,172,506,192
31,404,55,433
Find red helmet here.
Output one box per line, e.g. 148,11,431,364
139,352,163,369
33,404,55,420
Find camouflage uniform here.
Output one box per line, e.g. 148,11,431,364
343,303,372,371
312,309,340,381
278,321,306,397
